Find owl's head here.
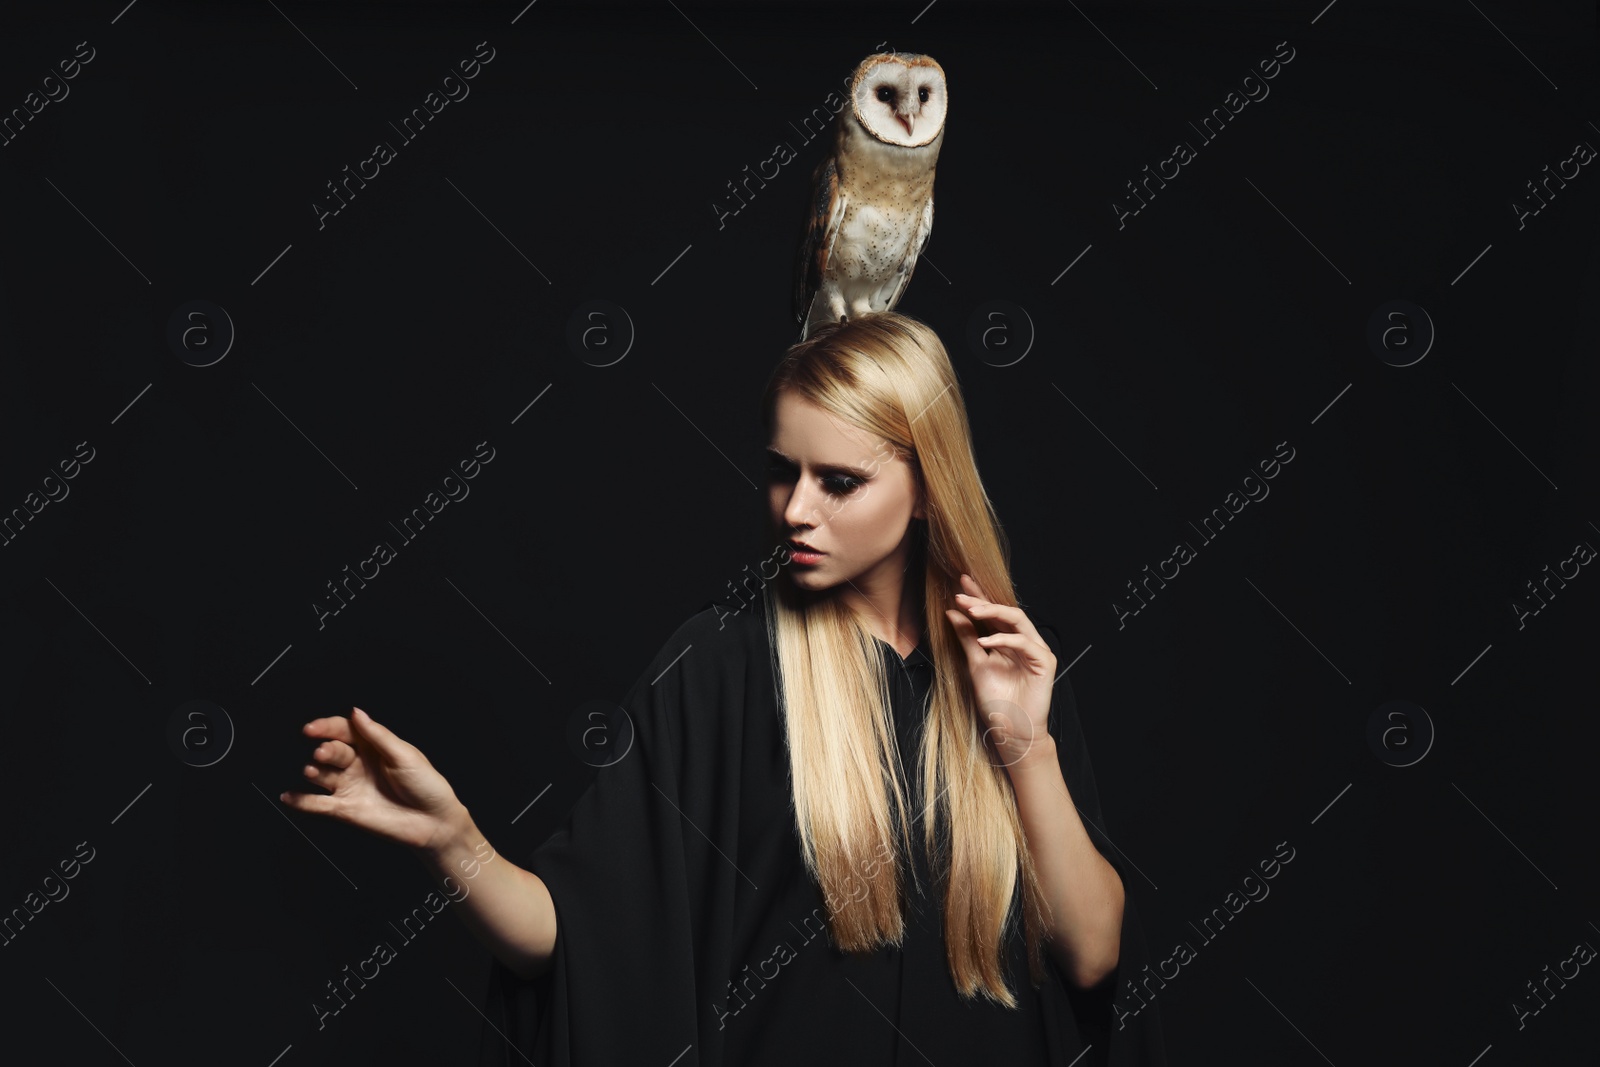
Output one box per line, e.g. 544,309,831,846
848,52,947,148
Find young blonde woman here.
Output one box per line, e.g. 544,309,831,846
282,311,1167,1065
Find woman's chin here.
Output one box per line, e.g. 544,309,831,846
789,567,839,591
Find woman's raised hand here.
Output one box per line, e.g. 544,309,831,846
279,707,467,853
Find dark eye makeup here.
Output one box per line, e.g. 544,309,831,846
765,452,869,495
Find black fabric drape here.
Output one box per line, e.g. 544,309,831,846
476,592,1166,1065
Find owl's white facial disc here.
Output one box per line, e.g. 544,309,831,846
851,57,946,148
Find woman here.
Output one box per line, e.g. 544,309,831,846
281,312,1167,1065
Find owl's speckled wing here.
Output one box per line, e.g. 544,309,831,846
874,191,933,316
793,153,846,331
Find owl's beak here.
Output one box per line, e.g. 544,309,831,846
898,113,916,137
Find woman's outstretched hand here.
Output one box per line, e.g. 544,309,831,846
279,707,467,853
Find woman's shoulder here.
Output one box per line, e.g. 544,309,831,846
640,590,771,681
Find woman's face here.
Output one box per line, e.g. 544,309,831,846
766,390,924,592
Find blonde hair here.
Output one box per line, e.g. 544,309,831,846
758,311,1051,1005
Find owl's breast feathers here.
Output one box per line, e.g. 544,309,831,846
837,119,942,210
823,123,940,285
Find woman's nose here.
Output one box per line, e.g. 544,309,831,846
783,482,821,529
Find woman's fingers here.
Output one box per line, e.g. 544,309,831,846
348,706,413,763
944,608,988,672
312,739,356,768
301,761,344,791
278,788,338,815
301,715,356,744
955,574,1044,643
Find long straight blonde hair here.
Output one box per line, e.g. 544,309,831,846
759,311,1052,1005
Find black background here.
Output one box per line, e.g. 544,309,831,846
1,1,1596,1064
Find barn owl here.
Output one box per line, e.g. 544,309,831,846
793,51,947,340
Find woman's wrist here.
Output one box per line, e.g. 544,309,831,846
413,801,481,870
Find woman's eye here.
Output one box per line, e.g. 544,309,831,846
766,460,861,495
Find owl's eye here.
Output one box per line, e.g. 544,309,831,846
876,85,895,102
918,86,930,103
